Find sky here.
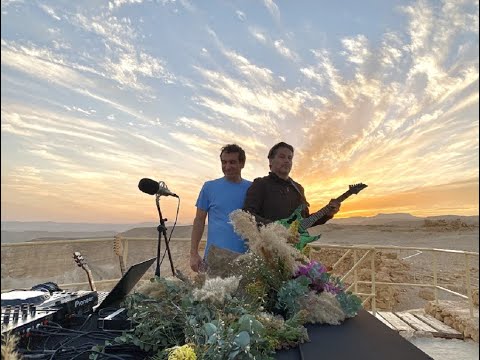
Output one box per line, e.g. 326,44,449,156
1,0,479,225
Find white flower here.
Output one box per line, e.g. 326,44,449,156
192,276,241,305
229,210,306,274
298,291,346,325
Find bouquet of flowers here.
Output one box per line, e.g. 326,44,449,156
106,210,361,360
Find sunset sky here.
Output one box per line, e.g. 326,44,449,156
1,0,478,225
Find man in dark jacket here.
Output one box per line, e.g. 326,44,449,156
243,142,340,227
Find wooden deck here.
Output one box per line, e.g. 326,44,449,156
371,311,464,339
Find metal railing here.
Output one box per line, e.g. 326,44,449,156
1,237,193,291
1,238,478,318
305,243,479,317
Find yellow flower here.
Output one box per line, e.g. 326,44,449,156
289,220,300,236
167,344,197,360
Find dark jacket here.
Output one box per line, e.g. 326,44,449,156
242,172,332,227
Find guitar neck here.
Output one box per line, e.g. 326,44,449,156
300,190,353,230
118,256,126,276
113,236,126,276
85,268,97,292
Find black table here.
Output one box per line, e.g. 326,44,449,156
19,309,432,359
275,309,432,360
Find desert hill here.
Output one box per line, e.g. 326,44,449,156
330,213,478,226
119,225,203,239
1,230,116,243
1,214,477,243
1,221,159,232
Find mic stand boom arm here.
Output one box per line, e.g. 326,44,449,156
155,195,175,277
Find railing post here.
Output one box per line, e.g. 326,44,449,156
433,251,438,303
371,249,376,315
124,238,129,267
354,250,358,294
465,253,473,318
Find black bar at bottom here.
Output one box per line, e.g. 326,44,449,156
275,309,433,360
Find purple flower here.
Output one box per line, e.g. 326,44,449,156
323,282,342,295
295,260,327,278
295,260,330,294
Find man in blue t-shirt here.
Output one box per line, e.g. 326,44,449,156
190,144,252,273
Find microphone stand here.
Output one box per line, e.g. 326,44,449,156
155,194,175,277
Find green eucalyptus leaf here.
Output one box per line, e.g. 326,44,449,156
207,333,218,344
234,331,251,348
228,349,240,359
204,322,217,337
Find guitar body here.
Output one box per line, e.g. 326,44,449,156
276,205,320,250
277,183,368,251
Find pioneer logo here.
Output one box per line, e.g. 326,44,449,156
75,296,95,308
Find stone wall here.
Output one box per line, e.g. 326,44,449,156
1,238,204,291
425,300,479,342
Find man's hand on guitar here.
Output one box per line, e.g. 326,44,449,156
326,199,341,217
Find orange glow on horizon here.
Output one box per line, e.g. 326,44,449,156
304,179,479,219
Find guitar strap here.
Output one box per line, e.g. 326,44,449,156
288,178,309,207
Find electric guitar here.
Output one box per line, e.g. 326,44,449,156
278,183,368,250
113,235,126,276
73,251,97,291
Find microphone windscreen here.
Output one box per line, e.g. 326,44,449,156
138,178,159,195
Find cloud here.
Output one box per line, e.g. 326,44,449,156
379,32,405,67
108,0,145,10
262,0,280,21
249,27,267,43
341,34,370,64
1,0,477,223
177,117,268,163
223,50,274,83
1,41,159,124
38,4,61,20
1,106,116,146
274,39,298,61
103,50,175,90
1,41,99,88
236,10,246,22
70,12,176,90
193,63,327,139
1,0,23,9
292,1,478,210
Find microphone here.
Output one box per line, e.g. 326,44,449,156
138,178,179,198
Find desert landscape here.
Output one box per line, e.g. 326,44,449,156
1,215,479,357
1,215,478,310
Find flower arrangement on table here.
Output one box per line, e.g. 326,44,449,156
107,210,362,360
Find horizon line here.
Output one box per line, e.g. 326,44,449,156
1,212,479,225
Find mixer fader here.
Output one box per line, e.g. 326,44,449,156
1,289,98,336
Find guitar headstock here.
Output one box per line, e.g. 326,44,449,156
348,183,368,194
73,251,89,271
113,235,124,256
73,251,96,291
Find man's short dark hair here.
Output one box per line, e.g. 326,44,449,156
220,144,246,164
268,142,294,159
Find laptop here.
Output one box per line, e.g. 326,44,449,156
94,257,156,312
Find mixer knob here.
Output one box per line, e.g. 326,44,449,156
22,303,29,318
3,311,9,324
12,307,19,323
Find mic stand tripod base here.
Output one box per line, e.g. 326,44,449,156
154,196,176,277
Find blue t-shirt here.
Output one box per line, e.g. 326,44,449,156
196,177,252,255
